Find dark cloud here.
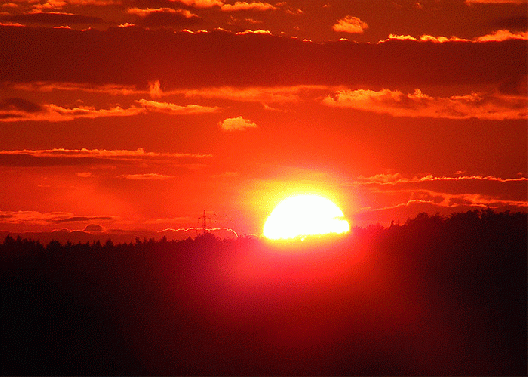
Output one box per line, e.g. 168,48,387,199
499,74,527,94
56,216,113,223
490,15,528,31
0,154,101,167
0,26,525,89
0,12,104,25
0,98,42,112
0,148,211,167
84,224,104,232
134,12,202,27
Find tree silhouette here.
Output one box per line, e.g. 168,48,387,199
1,210,526,375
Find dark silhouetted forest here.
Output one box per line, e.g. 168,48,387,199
1,210,526,375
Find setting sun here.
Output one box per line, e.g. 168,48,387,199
263,194,350,240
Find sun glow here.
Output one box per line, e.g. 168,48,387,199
263,194,350,240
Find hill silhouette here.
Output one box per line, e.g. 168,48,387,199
1,210,526,375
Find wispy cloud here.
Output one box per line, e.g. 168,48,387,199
172,0,277,12
0,11,104,25
172,0,223,8
235,29,272,35
221,2,276,12
120,173,175,180
381,34,470,43
33,0,119,10
380,30,528,43
333,16,368,34
0,148,212,159
350,173,528,221
0,99,144,122
361,191,528,213
137,99,219,114
8,82,335,106
0,97,219,122
182,85,332,103
219,116,257,131
9,82,139,95
351,173,528,185
127,7,197,19
127,7,200,26
323,88,527,120
0,148,213,167
477,29,528,41
0,210,115,226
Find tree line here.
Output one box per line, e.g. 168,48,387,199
1,209,526,375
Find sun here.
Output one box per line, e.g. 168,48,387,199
263,194,350,240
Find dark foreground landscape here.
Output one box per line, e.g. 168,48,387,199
2,210,526,375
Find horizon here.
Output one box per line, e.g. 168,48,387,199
1,208,524,246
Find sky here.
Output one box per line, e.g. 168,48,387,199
0,0,527,236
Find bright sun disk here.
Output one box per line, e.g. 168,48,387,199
263,194,350,240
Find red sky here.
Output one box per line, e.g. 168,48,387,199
0,0,527,236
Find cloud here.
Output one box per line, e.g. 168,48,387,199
353,183,527,227
9,82,331,104
381,34,471,43
182,85,331,103
221,2,277,12
172,0,277,12
0,97,42,112
236,29,272,35
399,190,527,209
84,224,103,232
0,210,114,226
323,88,528,120
333,16,368,33
0,100,144,122
0,148,212,159
149,80,162,98
33,0,119,10
137,99,219,114
219,116,257,131
128,7,201,26
351,173,528,186
0,22,25,27
1,26,525,89
419,35,470,43
9,82,139,95
55,216,113,223
0,148,213,167
490,15,528,30
0,11,104,25
378,34,470,43
380,30,527,43
172,0,223,8
349,173,528,219
120,173,174,180
477,29,528,41
359,193,527,214
0,96,219,122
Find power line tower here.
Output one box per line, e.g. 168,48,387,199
198,210,212,234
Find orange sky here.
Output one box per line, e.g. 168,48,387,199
0,0,527,236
